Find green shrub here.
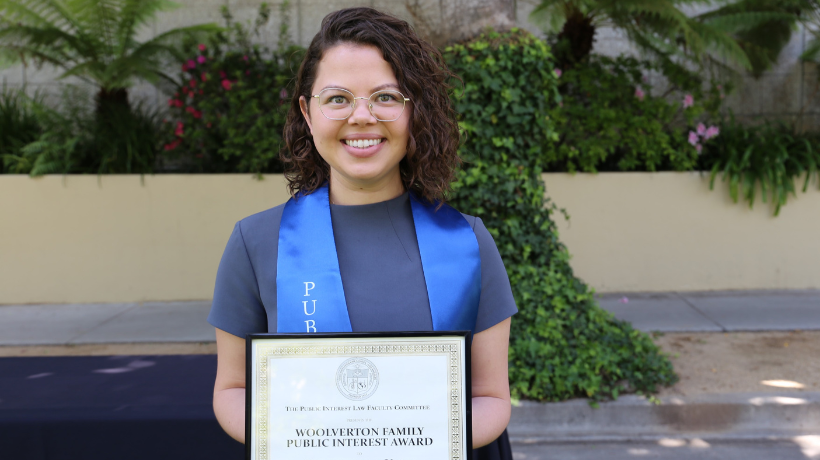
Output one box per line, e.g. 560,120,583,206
1,85,162,175
0,88,43,174
444,29,678,402
161,2,302,174
700,115,820,216
546,54,726,173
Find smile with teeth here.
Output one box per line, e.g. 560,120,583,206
344,138,384,149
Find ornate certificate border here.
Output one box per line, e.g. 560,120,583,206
246,332,471,460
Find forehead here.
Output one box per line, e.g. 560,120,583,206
313,43,399,93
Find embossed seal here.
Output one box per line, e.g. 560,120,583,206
336,357,379,401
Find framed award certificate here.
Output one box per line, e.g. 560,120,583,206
246,332,472,460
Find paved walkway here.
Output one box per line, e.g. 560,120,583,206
0,301,214,345
3,291,820,444
597,290,820,333
1,290,819,346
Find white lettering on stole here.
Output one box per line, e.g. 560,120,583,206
303,300,317,315
304,282,315,296
305,320,316,333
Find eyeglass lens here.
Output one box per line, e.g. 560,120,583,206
317,89,406,121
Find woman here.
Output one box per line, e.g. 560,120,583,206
208,7,517,459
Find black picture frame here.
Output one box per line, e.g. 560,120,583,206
245,330,473,460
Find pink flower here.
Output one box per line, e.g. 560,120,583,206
683,94,694,108
245,70,251,75
280,88,288,99
164,139,181,151
189,79,197,88
221,79,232,91
619,297,629,304
186,106,196,114
688,131,699,146
198,44,206,52
704,125,720,140
197,55,206,64
697,123,706,136
181,63,187,72
175,122,184,137
186,59,196,70
243,55,249,61
554,68,562,78
201,72,208,82
219,70,227,79
635,87,645,101
695,143,703,154
193,110,202,119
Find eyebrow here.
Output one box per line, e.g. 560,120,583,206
318,83,401,93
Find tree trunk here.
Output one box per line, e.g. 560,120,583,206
405,0,516,47
95,87,130,118
556,9,596,67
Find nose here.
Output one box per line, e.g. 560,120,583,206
348,97,376,126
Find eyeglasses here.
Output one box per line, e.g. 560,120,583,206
312,88,410,122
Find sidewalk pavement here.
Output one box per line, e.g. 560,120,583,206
1,290,819,442
1,290,818,346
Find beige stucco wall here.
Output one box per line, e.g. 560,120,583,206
0,175,291,304
543,172,820,293
2,172,819,304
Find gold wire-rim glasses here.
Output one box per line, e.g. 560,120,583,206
312,88,410,122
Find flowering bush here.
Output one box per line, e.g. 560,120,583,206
161,2,302,173
545,54,728,172
698,115,820,215
688,122,720,154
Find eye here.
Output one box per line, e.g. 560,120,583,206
327,95,348,105
376,92,397,102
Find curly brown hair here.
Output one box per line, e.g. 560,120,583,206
281,7,461,204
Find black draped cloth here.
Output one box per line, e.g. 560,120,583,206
0,355,242,460
0,355,511,460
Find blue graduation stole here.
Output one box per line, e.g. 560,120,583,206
276,184,481,334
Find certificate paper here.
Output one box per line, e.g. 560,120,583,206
246,332,472,460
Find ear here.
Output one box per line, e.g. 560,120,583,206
299,96,314,136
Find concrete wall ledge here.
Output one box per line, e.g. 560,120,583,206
1,175,291,304
543,172,820,293
1,173,818,304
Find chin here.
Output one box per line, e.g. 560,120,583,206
336,165,398,185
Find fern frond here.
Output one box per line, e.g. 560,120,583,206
530,0,575,33
115,0,178,58
60,59,107,83
0,0,218,94
688,19,754,69
701,11,796,34
0,0,76,32
801,36,820,62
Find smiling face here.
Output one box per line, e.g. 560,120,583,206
299,43,411,202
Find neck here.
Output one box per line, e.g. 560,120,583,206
329,173,405,205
